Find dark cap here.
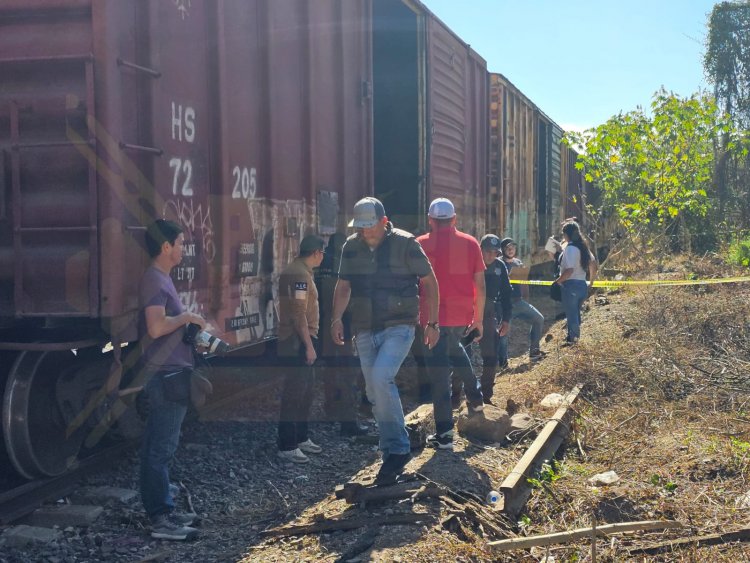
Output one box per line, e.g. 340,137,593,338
480,234,502,251
499,237,517,251
299,234,325,255
348,197,386,228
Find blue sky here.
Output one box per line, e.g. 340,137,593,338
421,0,718,131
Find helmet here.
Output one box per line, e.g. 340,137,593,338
499,237,517,252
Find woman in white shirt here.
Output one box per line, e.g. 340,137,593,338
552,221,597,344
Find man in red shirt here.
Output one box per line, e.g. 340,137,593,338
417,198,486,450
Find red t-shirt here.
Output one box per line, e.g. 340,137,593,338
417,227,485,327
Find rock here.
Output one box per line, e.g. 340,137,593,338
2,525,63,548
404,404,435,449
456,405,511,443
70,487,138,506
27,505,104,528
735,491,750,509
540,393,565,408
508,413,534,435
589,470,620,486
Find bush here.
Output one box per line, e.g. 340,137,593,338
727,236,750,268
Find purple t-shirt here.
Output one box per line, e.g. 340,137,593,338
139,266,193,370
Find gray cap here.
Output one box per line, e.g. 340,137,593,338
349,197,386,228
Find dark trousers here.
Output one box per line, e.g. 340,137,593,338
277,336,316,451
411,325,432,402
426,326,483,436
478,318,499,400
321,347,361,425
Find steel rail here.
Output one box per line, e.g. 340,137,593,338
0,441,137,524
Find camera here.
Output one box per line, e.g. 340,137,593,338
183,323,230,355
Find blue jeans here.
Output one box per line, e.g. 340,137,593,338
140,372,188,520
425,326,484,436
498,299,544,359
354,325,415,458
562,279,588,341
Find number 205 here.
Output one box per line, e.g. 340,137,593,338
231,166,257,199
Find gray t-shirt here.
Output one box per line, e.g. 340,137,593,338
139,266,193,370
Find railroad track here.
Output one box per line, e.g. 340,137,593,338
0,441,137,524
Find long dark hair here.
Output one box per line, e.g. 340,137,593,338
562,221,591,271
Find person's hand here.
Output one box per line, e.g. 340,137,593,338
497,321,509,337
424,324,440,349
305,344,317,365
465,319,483,341
585,283,596,301
187,313,206,329
331,318,345,345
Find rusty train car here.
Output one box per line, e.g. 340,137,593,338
0,0,582,480
488,73,588,265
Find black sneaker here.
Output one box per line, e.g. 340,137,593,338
426,430,454,451
340,421,369,437
375,452,412,485
529,350,546,362
150,514,199,541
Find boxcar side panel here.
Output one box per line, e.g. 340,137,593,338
212,0,372,347
427,15,488,235
0,2,97,318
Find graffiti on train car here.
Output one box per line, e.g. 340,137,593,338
162,198,216,263
231,196,315,344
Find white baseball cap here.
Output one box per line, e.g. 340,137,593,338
428,197,456,219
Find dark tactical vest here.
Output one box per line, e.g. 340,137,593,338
341,226,426,332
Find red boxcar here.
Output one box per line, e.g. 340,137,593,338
0,0,488,478
372,0,488,235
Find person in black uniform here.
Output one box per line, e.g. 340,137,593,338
315,232,367,436
478,234,512,404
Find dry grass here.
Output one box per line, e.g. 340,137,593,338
521,279,750,561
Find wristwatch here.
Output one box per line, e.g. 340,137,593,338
426,321,439,331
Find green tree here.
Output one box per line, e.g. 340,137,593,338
565,90,735,252
704,1,750,227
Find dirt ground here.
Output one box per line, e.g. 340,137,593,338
212,274,750,562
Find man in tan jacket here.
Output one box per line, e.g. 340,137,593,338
276,235,325,464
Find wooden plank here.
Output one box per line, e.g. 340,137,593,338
499,385,582,517
489,520,683,551
627,526,750,556
260,513,430,538
335,480,440,505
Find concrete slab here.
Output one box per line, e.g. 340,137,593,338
27,504,103,528
71,486,138,506
2,524,62,548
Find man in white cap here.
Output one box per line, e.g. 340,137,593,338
417,198,486,451
331,197,439,484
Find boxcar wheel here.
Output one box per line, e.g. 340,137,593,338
2,350,86,479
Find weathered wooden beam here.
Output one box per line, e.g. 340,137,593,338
335,480,440,505
499,384,582,517
489,520,683,551
260,513,430,538
627,526,750,556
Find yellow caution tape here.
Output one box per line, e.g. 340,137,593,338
509,276,750,287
